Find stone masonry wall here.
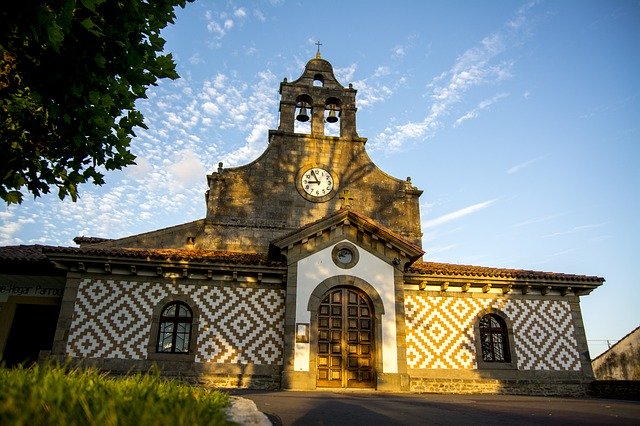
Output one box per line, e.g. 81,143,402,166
203,132,423,252
410,378,588,396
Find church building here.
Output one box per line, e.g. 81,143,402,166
0,53,604,395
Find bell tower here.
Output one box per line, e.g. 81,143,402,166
277,49,359,139
203,49,423,252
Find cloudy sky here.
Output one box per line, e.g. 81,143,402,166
2,0,639,357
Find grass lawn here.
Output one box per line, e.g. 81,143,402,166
0,363,231,425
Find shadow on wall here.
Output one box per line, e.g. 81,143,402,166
593,348,640,380
592,326,640,380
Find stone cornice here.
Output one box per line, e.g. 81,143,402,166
404,270,603,296
44,247,286,285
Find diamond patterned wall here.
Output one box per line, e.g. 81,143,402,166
66,278,285,365
404,294,581,371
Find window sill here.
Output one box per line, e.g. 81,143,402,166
476,360,517,370
147,352,196,363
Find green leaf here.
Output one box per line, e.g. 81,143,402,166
4,191,24,204
81,18,102,37
94,53,106,68
79,0,99,13
0,0,192,205
46,22,65,51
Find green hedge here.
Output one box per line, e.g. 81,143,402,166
0,363,231,425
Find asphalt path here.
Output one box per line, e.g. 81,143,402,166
227,390,640,425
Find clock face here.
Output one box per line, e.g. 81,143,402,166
336,248,353,264
301,168,334,197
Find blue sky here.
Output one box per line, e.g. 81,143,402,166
1,0,638,357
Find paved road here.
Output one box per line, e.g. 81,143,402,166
227,390,640,425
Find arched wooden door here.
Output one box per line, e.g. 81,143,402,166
316,287,375,388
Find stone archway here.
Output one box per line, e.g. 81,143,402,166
307,276,385,388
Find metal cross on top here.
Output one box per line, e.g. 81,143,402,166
315,41,322,59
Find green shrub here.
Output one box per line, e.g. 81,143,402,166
0,363,231,425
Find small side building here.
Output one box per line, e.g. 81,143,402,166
592,326,640,380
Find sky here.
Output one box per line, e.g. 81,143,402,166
1,0,639,358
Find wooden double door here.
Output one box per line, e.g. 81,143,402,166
316,287,375,388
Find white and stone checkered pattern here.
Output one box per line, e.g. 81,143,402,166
67,279,285,365
404,294,581,371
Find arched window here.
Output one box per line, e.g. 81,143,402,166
294,94,312,134
479,314,511,362
324,97,341,137
156,302,192,353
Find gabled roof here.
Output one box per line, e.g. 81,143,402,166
271,208,424,263
271,208,425,262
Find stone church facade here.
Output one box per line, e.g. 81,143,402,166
0,54,604,395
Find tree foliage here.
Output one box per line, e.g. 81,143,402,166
0,0,191,204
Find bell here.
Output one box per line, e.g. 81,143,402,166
296,103,310,122
326,106,338,123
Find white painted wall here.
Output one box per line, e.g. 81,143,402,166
292,240,398,373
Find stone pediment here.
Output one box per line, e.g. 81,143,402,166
271,208,424,268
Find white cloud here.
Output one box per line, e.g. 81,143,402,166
507,0,538,33
166,150,206,191
423,199,498,229
205,7,243,39
542,223,608,238
253,10,266,22
371,4,536,152
373,66,391,77
189,53,203,65
512,212,566,228
335,64,357,83
203,101,220,115
454,92,509,127
206,18,225,38
353,80,393,108
218,70,279,166
391,35,418,60
125,156,153,179
0,210,35,245
506,155,545,174
333,63,406,111
392,45,406,57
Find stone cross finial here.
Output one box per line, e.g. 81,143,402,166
339,189,354,209
315,41,322,59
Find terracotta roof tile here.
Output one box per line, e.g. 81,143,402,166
44,246,285,266
0,245,49,262
408,261,604,283
73,236,112,245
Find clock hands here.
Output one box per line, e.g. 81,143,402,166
308,170,321,185
300,167,334,199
